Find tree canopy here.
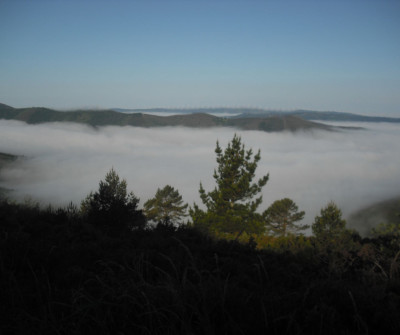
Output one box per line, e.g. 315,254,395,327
190,134,269,238
264,198,307,236
81,168,146,232
144,185,188,225
312,201,347,239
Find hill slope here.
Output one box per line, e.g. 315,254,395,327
0,104,339,132
348,196,400,235
290,110,400,123
115,107,400,123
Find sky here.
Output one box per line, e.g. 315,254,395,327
1,120,400,235
1,0,399,116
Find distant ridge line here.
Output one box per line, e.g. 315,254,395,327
0,103,397,132
112,107,400,123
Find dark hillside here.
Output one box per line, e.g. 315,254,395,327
292,110,400,123
166,112,224,127
3,103,399,124
235,110,400,123
348,196,400,234
228,115,332,132
15,107,65,123
0,103,341,132
0,103,14,110
0,152,17,163
123,112,222,127
1,200,400,334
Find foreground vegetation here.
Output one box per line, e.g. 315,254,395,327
1,199,400,334
1,135,400,334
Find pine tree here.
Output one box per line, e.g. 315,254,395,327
144,185,188,225
190,134,269,238
312,201,346,239
311,201,360,253
81,168,146,232
264,198,307,236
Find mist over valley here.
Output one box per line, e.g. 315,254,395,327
1,118,399,235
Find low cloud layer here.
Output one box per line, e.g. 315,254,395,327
1,120,400,234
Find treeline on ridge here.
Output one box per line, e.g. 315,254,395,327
0,102,336,132
1,135,400,334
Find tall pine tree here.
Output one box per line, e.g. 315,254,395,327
190,134,269,238
81,168,146,232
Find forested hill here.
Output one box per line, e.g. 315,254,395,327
289,110,400,123
115,106,400,123
0,103,345,132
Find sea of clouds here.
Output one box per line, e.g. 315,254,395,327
1,119,400,234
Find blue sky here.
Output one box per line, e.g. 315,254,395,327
1,0,399,116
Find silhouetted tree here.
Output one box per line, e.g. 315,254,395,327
311,201,361,259
264,198,307,236
81,168,146,232
144,185,188,225
190,134,269,238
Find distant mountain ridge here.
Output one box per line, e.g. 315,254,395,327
114,107,400,123
113,107,266,115
247,110,400,123
0,103,373,132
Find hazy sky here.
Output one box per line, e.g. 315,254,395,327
1,0,399,116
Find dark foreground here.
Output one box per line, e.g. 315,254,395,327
1,201,399,335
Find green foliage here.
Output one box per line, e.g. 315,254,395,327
81,168,146,232
143,185,188,225
372,222,400,240
370,222,400,277
0,198,400,335
311,202,361,271
2,199,400,334
312,201,347,240
369,202,400,253
254,232,313,252
190,134,269,238
264,198,307,236
359,206,400,281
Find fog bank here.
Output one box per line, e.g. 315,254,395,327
1,120,399,234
